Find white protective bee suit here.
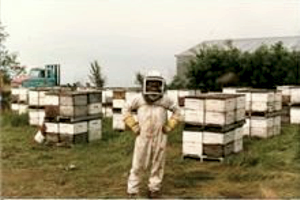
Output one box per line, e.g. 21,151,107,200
123,71,181,195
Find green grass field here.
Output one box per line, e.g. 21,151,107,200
1,112,300,198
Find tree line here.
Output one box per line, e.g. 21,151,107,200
169,41,300,91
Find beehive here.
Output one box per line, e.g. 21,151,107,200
291,107,300,124
88,119,102,141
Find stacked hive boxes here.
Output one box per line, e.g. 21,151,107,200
102,89,113,117
28,88,51,126
44,90,102,144
112,89,126,131
11,87,29,114
278,86,300,124
236,89,282,138
183,93,246,161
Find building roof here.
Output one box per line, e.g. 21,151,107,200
176,36,300,57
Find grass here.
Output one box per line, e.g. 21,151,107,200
1,113,300,198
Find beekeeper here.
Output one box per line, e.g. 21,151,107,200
123,70,182,198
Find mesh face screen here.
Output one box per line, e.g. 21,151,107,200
145,80,163,93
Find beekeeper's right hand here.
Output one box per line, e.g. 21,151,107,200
124,115,140,135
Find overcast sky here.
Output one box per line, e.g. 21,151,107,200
1,0,300,86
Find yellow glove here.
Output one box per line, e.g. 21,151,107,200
163,117,180,134
124,115,140,135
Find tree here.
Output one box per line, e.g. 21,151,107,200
177,41,299,91
135,71,144,86
0,24,23,85
168,74,187,89
88,60,105,88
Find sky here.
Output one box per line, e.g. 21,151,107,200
1,0,300,87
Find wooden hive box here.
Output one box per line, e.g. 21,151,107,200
112,99,125,109
60,91,88,106
290,87,300,105
88,91,102,104
44,92,60,106
88,103,102,115
113,113,125,131
203,142,234,158
202,130,235,145
291,107,300,124
205,94,237,112
88,119,102,141
250,116,274,138
113,89,126,100
45,122,59,133
205,110,235,126
19,88,28,103
182,130,203,157
59,105,88,118
29,109,45,126
184,97,205,124
59,121,88,134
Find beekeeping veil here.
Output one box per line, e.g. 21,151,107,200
142,70,166,103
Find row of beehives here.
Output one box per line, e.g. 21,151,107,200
277,86,300,124
223,87,300,125
11,87,103,144
111,89,202,131
223,88,282,114
182,93,246,160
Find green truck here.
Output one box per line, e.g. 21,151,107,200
21,64,61,88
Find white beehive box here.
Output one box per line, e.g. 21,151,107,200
250,116,274,138
182,131,203,156
205,94,236,112
184,109,204,124
185,98,205,110
291,107,300,124
28,90,39,106
290,87,300,105
60,92,88,106
106,89,113,103
60,105,88,117
88,119,102,141
205,110,235,126
19,88,28,102
223,87,250,94
202,130,235,144
59,121,88,134
88,103,102,115
45,122,59,133
88,91,102,104
113,99,125,109
277,85,292,96
44,93,59,106
113,113,125,130
29,109,45,126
